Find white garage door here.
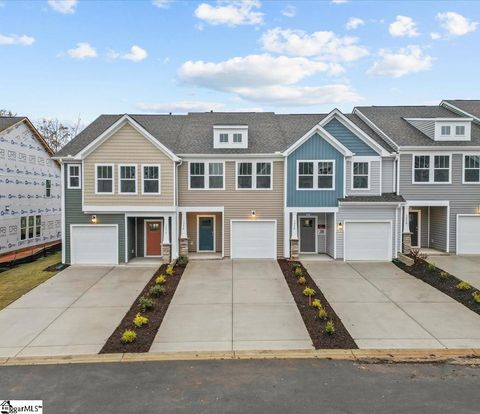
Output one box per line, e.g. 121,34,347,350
457,216,480,254
231,220,276,259
345,222,392,261
71,225,118,265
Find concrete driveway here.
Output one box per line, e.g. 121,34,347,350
426,255,480,290
0,265,156,357
302,261,480,349
151,259,313,352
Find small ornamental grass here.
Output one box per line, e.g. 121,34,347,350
133,313,149,328
292,262,301,271
318,307,328,321
121,329,137,344
294,267,303,277
138,296,154,312
426,262,436,272
325,320,335,335
166,265,174,276
456,281,471,291
297,276,306,285
155,275,167,285
177,256,189,267
303,287,316,306
472,291,480,303
311,298,322,309
439,271,449,280
150,284,166,297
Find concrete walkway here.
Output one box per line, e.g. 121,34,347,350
302,261,480,349
151,259,313,352
426,255,480,290
0,265,156,358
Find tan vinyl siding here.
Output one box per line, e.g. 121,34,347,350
178,160,284,257
83,124,175,206
186,212,222,253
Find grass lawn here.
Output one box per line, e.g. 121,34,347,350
0,252,62,310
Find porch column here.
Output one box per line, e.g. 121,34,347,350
402,205,412,254
179,211,189,258
162,216,171,262
290,212,299,261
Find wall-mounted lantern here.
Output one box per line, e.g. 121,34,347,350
91,214,97,224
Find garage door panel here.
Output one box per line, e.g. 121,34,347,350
71,225,118,265
345,222,391,261
457,216,480,255
231,221,276,259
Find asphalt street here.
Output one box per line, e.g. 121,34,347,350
0,359,479,413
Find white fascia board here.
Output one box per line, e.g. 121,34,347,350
353,108,400,152
285,207,339,213
83,205,176,213
406,200,449,207
78,115,180,161
282,125,354,157
319,109,390,156
404,117,473,122
178,206,225,212
339,202,403,206
400,146,480,152
440,101,480,124
178,153,283,160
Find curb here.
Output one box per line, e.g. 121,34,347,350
1,348,480,366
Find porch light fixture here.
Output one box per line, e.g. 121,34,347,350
337,221,343,231
251,210,256,218
91,215,97,224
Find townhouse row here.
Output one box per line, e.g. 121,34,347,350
53,100,480,265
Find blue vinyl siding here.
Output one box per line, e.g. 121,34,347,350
287,133,344,207
323,118,378,156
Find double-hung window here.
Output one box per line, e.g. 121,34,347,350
464,155,480,183
68,165,81,189
237,161,272,190
142,165,161,194
45,180,51,197
219,133,229,143
352,162,369,189
413,155,450,183
28,216,34,239
96,165,114,193
119,165,137,194
297,160,335,190
440,125,451,136
189,162,224,189
233,133,243,143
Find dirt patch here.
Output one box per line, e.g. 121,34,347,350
43,263,69,272
278,259,357,349
100,262,186,353
394,258,480,315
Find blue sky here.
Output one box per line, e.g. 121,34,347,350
1,0,479,124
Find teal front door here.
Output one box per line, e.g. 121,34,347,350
198,216,214,251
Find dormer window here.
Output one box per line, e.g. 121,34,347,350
441,125,451,136
456,125,465,136
213,126,248,149
434,120,472,141
233,133,242,143
219,133,229,143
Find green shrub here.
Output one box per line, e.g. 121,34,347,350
456,281,471,291
318,307,328,320
297,276,306,285
138,296,154,311
292,262,301,271
155,275,167,285
177,256,189,267
303,287,316,297
439,271,449,279
426,262,436,272
294,267,303,277
325,320,335,335
311,298,322,309
472,291,480,303
121,329,137,343
133,313,149,328
166,265,174,276
150,284,166,297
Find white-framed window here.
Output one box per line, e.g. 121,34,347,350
296,160,335,190
440,125,451,136
413,155,451,184
236,161,273,190
233,133,243,143
189,161,225,190
95,164,114,194
219,133,229,143
45,180,52,197
20,215,41,240
352,162,369,189
20,217,27,240
463,155,480,183
35,215,41,237
67,164,81,189
118,164,137,194
142,164,161,194
456,125,466,136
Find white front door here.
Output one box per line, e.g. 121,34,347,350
345,222,392,261
71,225,118,265
231,220,276,259
457,215,480,254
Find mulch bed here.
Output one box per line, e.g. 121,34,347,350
278,259,357,349
395,258,480,315
100,261,187,353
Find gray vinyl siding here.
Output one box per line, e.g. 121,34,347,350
64,166,125,264
137,218,145,257
381,158,395,193
326,213,335,257
405,119,435,139
346,160,381,196
430,207,448,251
127,217,135,260
336,205,399,260
399,153,480,253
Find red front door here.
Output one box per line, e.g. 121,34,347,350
146,221,162,256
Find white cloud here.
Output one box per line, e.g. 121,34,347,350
108,45,148,62
345,17,364,30
261,28,368,62
437,12,478,36
0,34,35,46
331,0,348,4
67,42,97,59
48,0,77,14
152,0,171,8
368,45,433,78
430,32,441,40
388,15,419,37
281,5,296,18
194,0,264,27
136,101,226,113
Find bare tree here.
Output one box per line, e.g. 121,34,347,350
0,109,17,117
35,116,82,152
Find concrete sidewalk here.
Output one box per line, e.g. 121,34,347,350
151,259,313,352
302,261,480,349
0,265,156,358
426,255,480,290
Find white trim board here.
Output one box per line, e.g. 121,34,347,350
178,206,224,213
83,205,176,213
406,200,449,207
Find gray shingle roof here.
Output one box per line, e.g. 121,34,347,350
356,105,480,147
444,100,480,120
338,193,405,203
55,111,394,157
0,116,25,133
